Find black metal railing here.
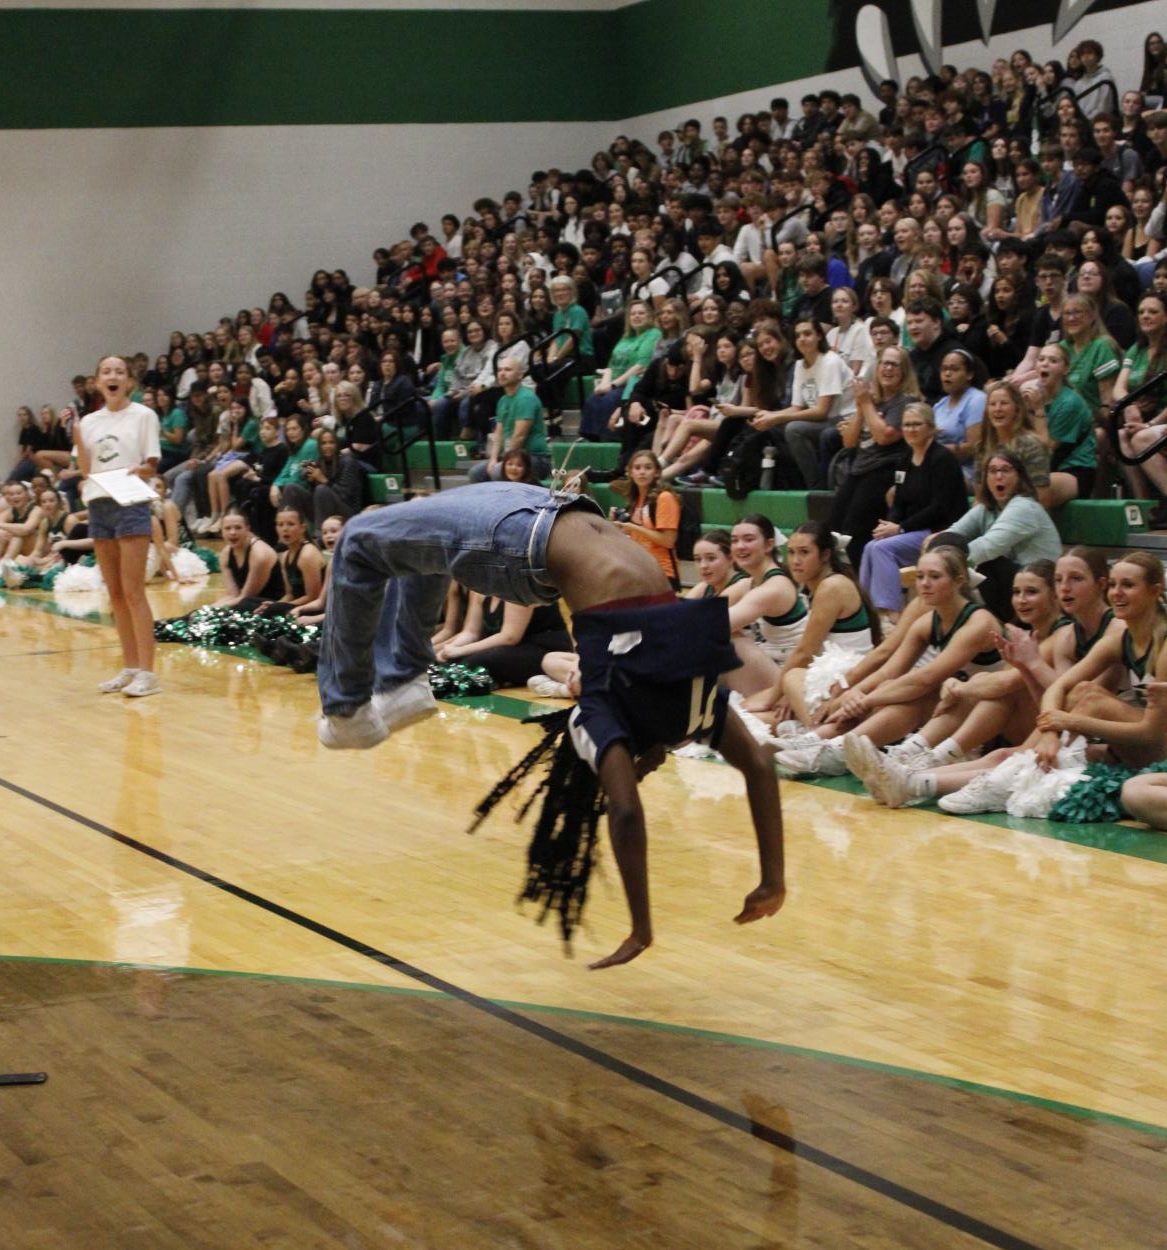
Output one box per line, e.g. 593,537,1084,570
1108,371,1167,466
373,391,442,495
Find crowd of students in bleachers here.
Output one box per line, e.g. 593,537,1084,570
6,31,1167,825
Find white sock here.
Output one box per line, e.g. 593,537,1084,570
909,773,936,798
932,737,962,764
902,732,929,751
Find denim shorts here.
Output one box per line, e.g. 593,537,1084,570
87,498,153,540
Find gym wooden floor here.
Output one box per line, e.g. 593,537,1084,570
1,579,1165,1250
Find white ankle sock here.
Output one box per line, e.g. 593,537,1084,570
909,773,936,798
932,737,962,763
903,732,929,751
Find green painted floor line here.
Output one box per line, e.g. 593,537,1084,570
0,586,111,626
460,691,1167,865
8,589,1166,863
0,588,274,664
3,953,1163,1141
807,772,1167,864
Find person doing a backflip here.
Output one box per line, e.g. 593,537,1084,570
317,480,786,968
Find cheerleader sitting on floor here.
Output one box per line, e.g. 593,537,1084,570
774,545,999,776
740,521,879,728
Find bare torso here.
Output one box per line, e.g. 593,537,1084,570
546,509,672,612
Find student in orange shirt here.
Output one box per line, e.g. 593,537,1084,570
609,450,681,590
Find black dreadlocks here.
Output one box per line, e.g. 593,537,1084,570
469,708,606,949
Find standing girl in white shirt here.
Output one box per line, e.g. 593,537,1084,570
76,355,163,697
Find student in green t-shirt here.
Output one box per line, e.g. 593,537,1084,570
1024,342,1098,506
1116,292,1167,505
541,275,596,420
1061,293,1121,418
469,356,551,483
157,390,190,471
578,299,662,439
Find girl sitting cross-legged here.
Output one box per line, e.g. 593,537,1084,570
740,522,878,728
849,547,1125,810
774,544,999,776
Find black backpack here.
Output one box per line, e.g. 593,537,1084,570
719,429,769,500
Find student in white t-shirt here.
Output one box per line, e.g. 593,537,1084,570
751,319,855,488
76,355,163,698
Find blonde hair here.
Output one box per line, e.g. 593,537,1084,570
976,380,1038,481
332,380,363,411
921,543,973,600
872,346,922,403
1115,551,1167,669
1062,292,1117,352
902,400,935,427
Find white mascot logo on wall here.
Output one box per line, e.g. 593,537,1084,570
855,0,1100,92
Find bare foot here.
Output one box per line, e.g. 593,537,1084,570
588,933,652,970
733,884,786,925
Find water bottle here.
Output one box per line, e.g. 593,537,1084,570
759,447,776,492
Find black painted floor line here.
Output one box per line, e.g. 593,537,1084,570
0,773,1046,1250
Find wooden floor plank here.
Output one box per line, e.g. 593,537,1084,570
1,582,1166,1249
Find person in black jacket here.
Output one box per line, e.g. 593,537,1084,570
1066,146,1130,233
907,298,962,402
857,401,969,620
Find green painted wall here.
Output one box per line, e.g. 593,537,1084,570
617,0,832,120
0,3,832,128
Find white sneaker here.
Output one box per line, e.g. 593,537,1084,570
870,753,915,808
123,670,162,698
842,733,885,797
192,517,214,535
776,738,848,776
885,737,936,771
98,667,140,693
371,674,438,734
774,719,805,737
527,675,572,699
1,560,26,589
318,701,388,750
938,769,1012,814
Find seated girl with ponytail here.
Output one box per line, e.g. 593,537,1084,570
740,522,878,727
1033,552,1167,771
267,504,324,614
851,548,1125,810
213,505,283,608
682,529,746,600
862,560,1063,777
722,514,807,696
774,544,999,776
608,451,681,591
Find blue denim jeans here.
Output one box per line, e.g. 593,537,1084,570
318,481,596,713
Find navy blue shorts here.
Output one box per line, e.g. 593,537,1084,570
569,595,741,771
88,498,153,540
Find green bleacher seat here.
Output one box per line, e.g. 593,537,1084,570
550,441,622,472
367,474,400,503
697,490,816,531
1053,499,1154,546
586,483,621,514
562,375,596,406
402,441,460,471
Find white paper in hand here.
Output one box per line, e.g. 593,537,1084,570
90,469,157,505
